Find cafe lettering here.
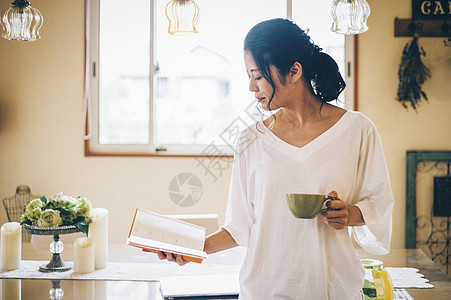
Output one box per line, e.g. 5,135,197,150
412,0,451,19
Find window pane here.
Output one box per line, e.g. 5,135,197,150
292,1,346,107
155,0,286,147
93,0,348,153
98,0,150,144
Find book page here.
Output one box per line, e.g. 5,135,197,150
128,208,206,255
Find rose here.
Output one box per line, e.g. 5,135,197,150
24,198,44,222
75,197,92,217
37,209,63,227
20,193,92,233
47,192,77,209
68,196,92,223
48,192,77,203
46,192,77,224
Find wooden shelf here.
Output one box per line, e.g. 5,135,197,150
394,18,449,37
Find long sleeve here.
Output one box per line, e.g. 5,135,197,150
352,124,394,255
222,133,256,248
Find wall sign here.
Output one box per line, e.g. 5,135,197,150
412,0,451,20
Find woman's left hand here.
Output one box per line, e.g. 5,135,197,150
321,190,348,230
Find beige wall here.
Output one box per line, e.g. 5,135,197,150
0,0,450,248
358,0,451,248
0,0,232,244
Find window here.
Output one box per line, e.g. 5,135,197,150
86,0,355,155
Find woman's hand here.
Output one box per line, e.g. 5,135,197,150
141,249,190,266
142,228,239,266
321,190,365,229
321,191,348,230
156,251,190,266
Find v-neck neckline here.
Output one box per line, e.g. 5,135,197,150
261,110,353,153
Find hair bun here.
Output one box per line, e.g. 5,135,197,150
312,45,323,56
311,52,346,102
244,18,346,103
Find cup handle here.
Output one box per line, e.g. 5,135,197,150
320,197,337,213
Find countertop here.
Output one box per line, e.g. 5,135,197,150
1,242,449,299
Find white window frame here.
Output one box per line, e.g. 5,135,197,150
85,0,356,156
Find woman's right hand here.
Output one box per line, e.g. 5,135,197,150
148,229,238,266
156,250,190,266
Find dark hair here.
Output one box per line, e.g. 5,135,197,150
244,18,345,108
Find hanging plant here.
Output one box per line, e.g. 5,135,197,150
396,35,431,111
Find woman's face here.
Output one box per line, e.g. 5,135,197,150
244,51,286,111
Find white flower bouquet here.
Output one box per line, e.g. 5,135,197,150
20,192,92,235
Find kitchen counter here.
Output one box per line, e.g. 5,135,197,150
1,242,449,299
357,247,451,299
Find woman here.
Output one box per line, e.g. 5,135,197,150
157,18,394,300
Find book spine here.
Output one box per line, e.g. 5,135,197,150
128,208,139,238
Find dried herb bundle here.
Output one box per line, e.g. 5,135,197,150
396,36,431,111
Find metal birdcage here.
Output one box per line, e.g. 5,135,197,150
2,185,42,242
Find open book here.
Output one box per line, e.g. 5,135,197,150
126,208,207,263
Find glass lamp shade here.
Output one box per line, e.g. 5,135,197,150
331,0,370,35
165,0,200,35
1,0,43,41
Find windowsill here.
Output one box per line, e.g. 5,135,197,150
84,140,234,158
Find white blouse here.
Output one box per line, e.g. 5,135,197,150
223,110,394,300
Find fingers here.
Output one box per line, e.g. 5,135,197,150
154,251,189,266
167,253,176,262
323,191,348,230
156,250,167,260
175,254,189,266
166,253,189,266
325,199,346,210
324,190,345,211
322,215,347,230
327,190,339,199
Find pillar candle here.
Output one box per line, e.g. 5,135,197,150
2,279,21,300
88,208,108,269
74,237,95,273
1,222,21,271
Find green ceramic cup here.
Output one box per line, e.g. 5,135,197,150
286,193,335,219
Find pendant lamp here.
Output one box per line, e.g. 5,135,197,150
1,0,43,41
331,0,370,35
165,0,200,35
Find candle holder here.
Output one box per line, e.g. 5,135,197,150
24,224,80,272
49,280,64,299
